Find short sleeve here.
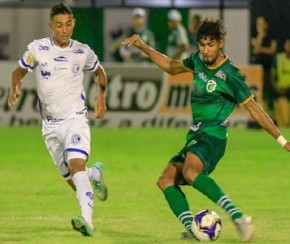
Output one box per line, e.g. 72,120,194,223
84,45,100,72
18,42,37,72
183,52,197,70
227,68,253,104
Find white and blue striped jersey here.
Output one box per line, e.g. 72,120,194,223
19,37,99,122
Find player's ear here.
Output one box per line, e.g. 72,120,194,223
72,17,76,28
218,39,224,49
48,21,53,30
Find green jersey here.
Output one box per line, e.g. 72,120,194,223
183,52,254,139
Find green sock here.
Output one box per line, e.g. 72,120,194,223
163,185,193,231
193,173,242,220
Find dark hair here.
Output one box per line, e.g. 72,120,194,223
197,18,226,42
50,3,73,20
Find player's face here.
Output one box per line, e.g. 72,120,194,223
168,19,178,29
198,37,224,66
49,14,75,48
133,15,145,31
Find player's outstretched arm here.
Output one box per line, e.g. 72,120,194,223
245,99,290,151
94,65,107,119
7,66,28,109
122,34,191,75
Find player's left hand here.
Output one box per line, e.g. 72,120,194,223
121,34,145,49
94,96,106,119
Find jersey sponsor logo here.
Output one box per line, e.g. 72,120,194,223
38,45,50,51
206,80,217,93
41,70,51,79
187,139,198,147
221,117,230,126
46,115,63,122
73,48,84,54
215,70,227,81
189,121,202,131
54,56,68,62
54,65,68,71
196,70,208,83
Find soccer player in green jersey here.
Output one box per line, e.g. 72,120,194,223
122,18,290,242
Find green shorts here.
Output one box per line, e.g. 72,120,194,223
169,131,227,175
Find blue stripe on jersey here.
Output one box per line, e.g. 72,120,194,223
87,60,99,71
81,93,86,101
20,58,34,70
65,148,89,158
50,37,54,46
37,96,44,119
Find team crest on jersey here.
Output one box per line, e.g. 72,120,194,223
72,134,81,144
73,64,80,73
206,80,217,92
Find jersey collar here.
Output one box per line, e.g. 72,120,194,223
50,37,73,49
207,55,228,70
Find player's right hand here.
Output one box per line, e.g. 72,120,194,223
121,34,145,48
7,89,21,109
284,141,290,152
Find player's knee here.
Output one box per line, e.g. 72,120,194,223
68,158,86,175
182,167,199,185
157,174,173,191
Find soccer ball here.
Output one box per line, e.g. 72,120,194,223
191,209,222,241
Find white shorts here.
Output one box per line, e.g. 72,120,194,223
42,117,91,180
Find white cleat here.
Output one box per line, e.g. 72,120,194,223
234,215,254,243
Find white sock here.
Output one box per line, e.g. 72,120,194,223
72,171,94,228
86,167,101,182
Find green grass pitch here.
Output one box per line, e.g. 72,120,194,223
0,126,289,243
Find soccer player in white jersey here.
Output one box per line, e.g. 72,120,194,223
7,3,107,237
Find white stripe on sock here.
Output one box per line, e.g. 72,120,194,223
217,195,228,207
178,211,193,221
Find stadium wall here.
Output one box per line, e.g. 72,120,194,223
0,62,262,128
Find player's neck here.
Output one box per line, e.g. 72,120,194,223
207,54,226,69
52,37,71,48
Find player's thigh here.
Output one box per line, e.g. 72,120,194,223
43,131,71,180
62,118,91,164
157,162,184,190
183,152,204,183
185,133,226,175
